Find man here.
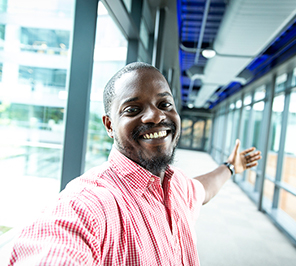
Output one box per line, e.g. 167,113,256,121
9,62,261,265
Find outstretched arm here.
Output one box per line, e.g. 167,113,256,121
194,139,261,204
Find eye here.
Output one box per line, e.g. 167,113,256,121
123,106,141,115
159,101,173,109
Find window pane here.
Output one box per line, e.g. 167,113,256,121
254,85,266,102
275,73,287,93
281,90,296,221
180,118,193,148
263,179,275,203
140,18,149,50
20,27,70,55
279,191,296,222
243,93,252,105
225,111,233,153
0,24,4,50
0,0,74,233
204,118,212,151
265,94,285,178
192,120,205,149
252,101,264,148
241,106,251,149
85,1,127,171
122,0,132,13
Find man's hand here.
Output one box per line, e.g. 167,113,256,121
227,139,262,174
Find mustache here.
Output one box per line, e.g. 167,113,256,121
132,121,177,140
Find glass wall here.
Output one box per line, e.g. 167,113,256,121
281,89,296,220
211,63,296,244
0,0,74,232
84,2,127,171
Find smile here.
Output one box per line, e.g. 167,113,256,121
143,130,167,139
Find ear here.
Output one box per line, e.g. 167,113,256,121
102,115,114,138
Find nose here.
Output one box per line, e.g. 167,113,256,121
141,106,166,124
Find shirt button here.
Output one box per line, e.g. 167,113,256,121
150,177,155,182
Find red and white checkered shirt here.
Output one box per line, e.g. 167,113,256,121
9,147,205,265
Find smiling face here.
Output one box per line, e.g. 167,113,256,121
102,67,181,178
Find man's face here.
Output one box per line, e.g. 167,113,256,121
103,68,181,177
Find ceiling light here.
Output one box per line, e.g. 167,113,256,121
188,103,194,108
201,48,216,59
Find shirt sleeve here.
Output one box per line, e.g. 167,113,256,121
8,192,105,266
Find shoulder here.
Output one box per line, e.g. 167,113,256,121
169,165,205,207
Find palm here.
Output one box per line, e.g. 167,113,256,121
227,139,261,174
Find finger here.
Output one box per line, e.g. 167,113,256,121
240,147,256,155
246,161,258,168
245,151,261,160
248,155,262,162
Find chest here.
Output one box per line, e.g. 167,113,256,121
100,184,198,265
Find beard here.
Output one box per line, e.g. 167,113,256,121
136,145,177,175
114,121,179,176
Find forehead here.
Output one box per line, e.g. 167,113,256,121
113,68,171,101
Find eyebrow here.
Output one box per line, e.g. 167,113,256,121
121,92,173,106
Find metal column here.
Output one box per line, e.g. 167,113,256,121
60,0,98,190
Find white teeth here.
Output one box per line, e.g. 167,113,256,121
143,131,167,139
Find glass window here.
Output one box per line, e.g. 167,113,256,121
19,66,67,89
85,1,127,171
204,118,212,151
0,62,2,82
225,111,234,154
192,120,205,149
20,27,70,55
245,101,264,189
0,0,7,12
243,93,252,105
122,0,132,13
252,101,265,148
263,179,275,203
240,106,251,149
265,94,285,178
279,191,296,222
275,73,287,93
180,118,193,148
254,85,266,102
0,0,74,238
291,68,296,87
281,90,296,221
229,102,235,110
140,18,149,50
235,99,242,108
0,24,4,50
231,109,240,147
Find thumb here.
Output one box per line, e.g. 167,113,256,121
228,139,240,164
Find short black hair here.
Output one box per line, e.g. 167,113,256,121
103,62,161,116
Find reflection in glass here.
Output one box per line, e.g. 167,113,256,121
0,0,74,233
20,28,70,55
85,2,127,171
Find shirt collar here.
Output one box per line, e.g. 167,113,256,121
108,146,175,196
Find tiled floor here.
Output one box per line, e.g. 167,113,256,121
173,149,296,266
